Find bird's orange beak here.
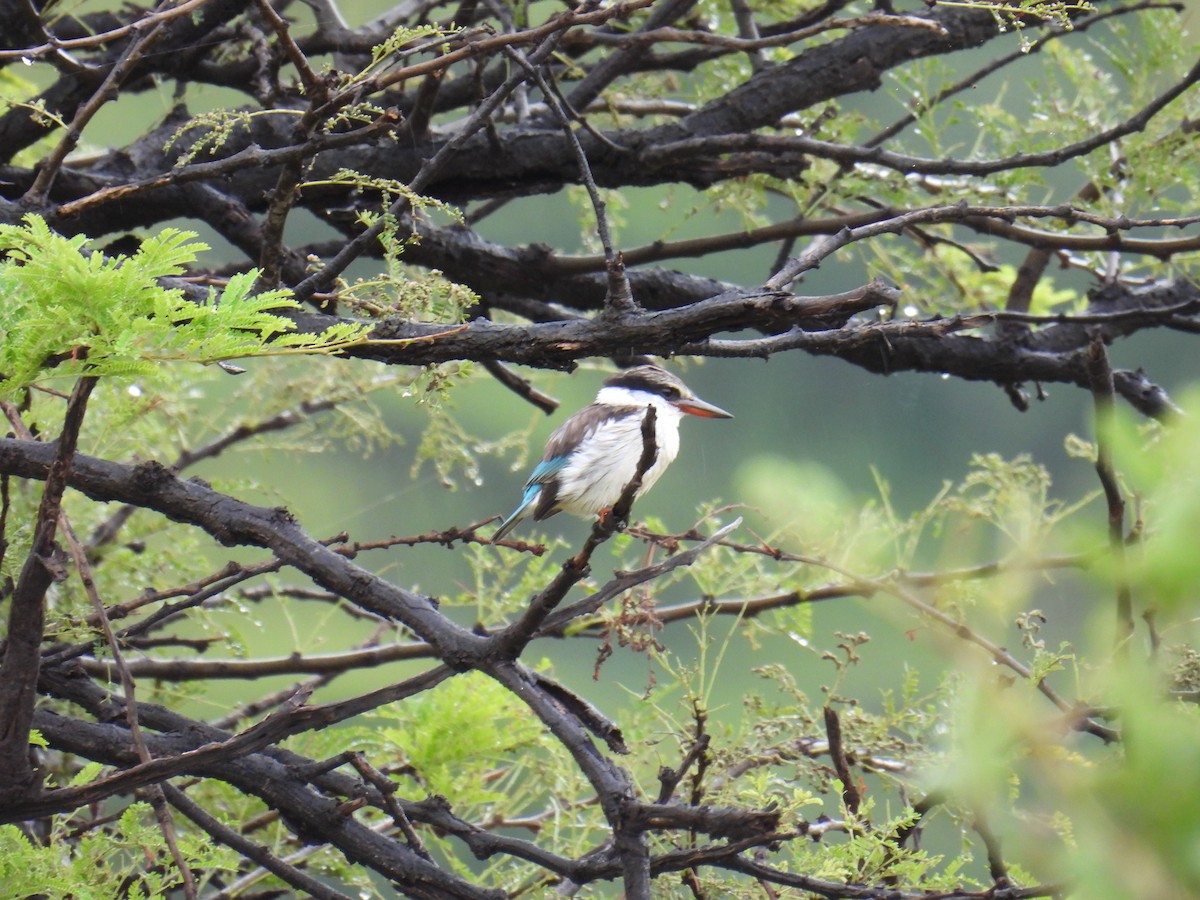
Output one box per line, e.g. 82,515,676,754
673,397,733,419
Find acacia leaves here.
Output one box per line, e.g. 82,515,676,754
0,216,368,397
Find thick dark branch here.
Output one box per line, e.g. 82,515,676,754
0,0,251,160
0,376,96,802
0,438,483,665
662,51,1200,182
17,662,454,819
295,281,887,367
484,660,646,891
681,5,1003,136
272,274,1187,418
29,702,501,899
685,306,1183,422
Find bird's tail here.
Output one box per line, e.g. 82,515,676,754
492,487,539,541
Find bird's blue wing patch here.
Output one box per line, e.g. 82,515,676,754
527,456,569,487
493,483,545,540
517,483,542,507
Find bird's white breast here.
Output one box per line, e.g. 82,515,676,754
555,396,683,517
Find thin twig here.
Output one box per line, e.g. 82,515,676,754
502,45,638,316
162,783,356,900
347,752,431,859
537,517,742,635
859,571,1119,742
973,808,1010,887
656,730,710,804
253,0,333,290
625,519,1118,742
1085,333,1134,652
292,0,627,305
254,0,326,95
60,515,198,899
482,360,560,414
24,13,168,203
0,0,209,60
57,118,397,219
79,639,435,681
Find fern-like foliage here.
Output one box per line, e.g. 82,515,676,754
0,215,369,397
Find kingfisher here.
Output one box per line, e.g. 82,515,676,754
492,365,732,541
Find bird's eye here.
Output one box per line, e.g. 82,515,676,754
661,386,681,400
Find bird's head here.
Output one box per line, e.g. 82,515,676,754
598,365,733,419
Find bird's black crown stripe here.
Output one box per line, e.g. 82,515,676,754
603,366,683,399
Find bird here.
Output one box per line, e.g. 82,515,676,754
492,365,732,541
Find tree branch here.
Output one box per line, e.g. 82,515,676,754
1085,333,1134,651
162,782,357,900
0,376,96,802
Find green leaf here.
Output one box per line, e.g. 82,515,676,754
69,761,106,787
0,215,371,397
